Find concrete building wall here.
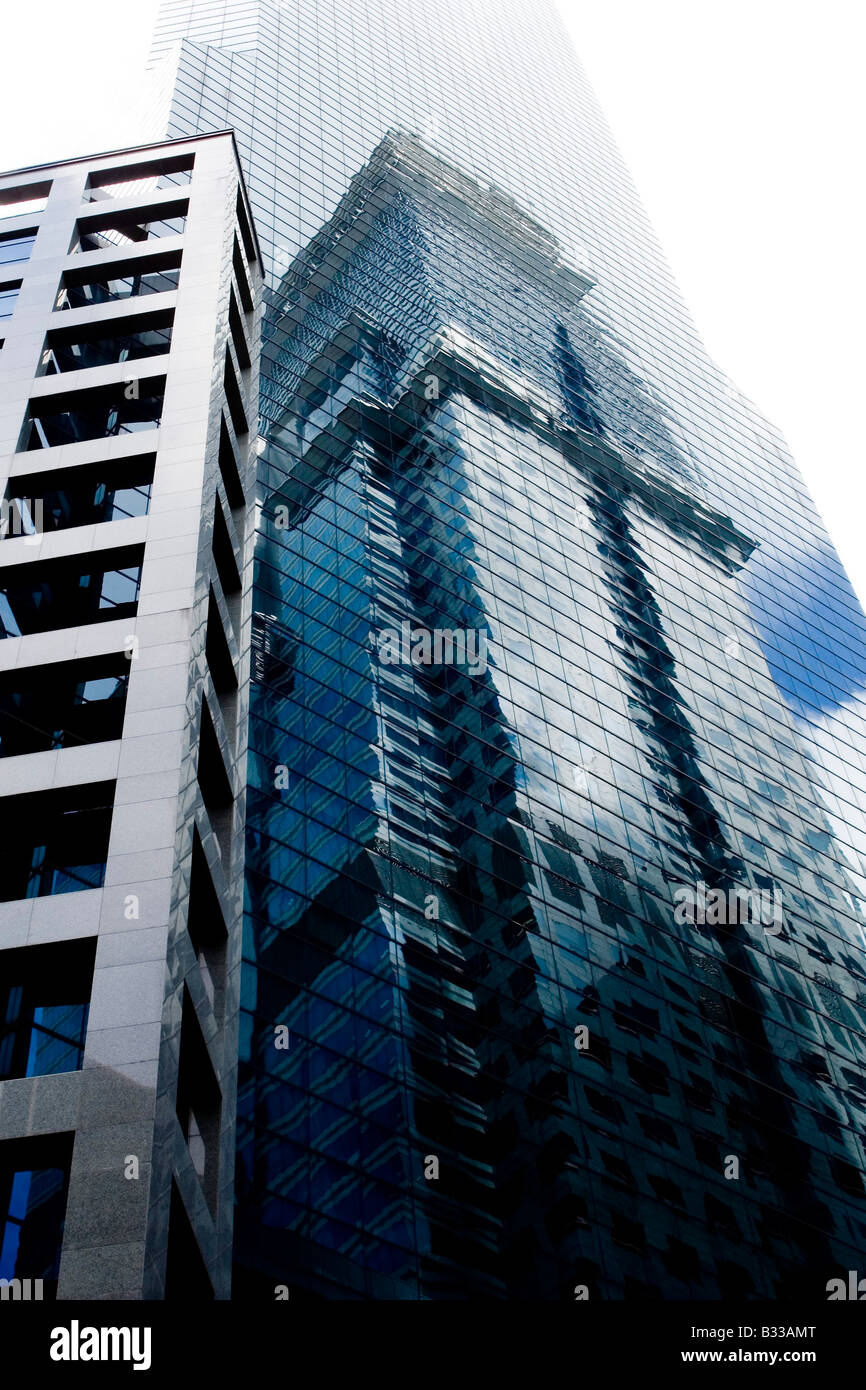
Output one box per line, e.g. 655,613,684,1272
0,130,261,1299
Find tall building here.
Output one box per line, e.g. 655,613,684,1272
0,131,262,1298
145,0,866,1302
0,0,862,1304
240,132,866,1300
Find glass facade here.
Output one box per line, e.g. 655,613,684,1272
148,0,866,1299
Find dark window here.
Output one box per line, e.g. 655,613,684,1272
232,235,253,313
0,1134,72,1298
40,310,173,375
663,1239,701,1284
601,1151,636,1187
639,1112,679,1148
23,381,164,450
831,1158,866,1198
613,998,660,1039
228,286,251,369
71,200,187,254
223,349,249,436
611,1212,646,1253
0,547,144,637
0,782,114,901
0,940,95,1080
692,1132,720,1167
217,414,245,509
208,590,241,734
56,255,181,310
198,697,234,863
187,829,228,1021
583,1085,623,1122
627,1052,669,1096
3,457,154,540
649,1174,686,1209
705,1192,740,1235
0,655,129,757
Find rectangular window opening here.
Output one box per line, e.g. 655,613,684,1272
39,309,173,376
71,199,188,255
0,545,144,638
0,1133,73,1299
0,939,96,1082
0,183,50,221
22,380,165,450
0,781,115,902
3,456,155,541
0,654,130,758
0,282,21,321
55,249,181,310
84,154,193,203
0,230,37,269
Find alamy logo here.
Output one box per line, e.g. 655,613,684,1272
49,1321,152,1371
0,1277,43,1300
373,620,487,675
0,497,43,543
827,1271,866,1300
673,881,783,934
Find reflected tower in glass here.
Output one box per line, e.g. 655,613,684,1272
147,0,866,1299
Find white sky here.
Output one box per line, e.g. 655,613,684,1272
1,0,863,609
558,0,866,609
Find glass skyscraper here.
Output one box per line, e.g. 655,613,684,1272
147,0,866,1299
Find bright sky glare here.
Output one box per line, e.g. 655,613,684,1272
1,0,862,608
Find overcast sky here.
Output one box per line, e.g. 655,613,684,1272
1,0,862,608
